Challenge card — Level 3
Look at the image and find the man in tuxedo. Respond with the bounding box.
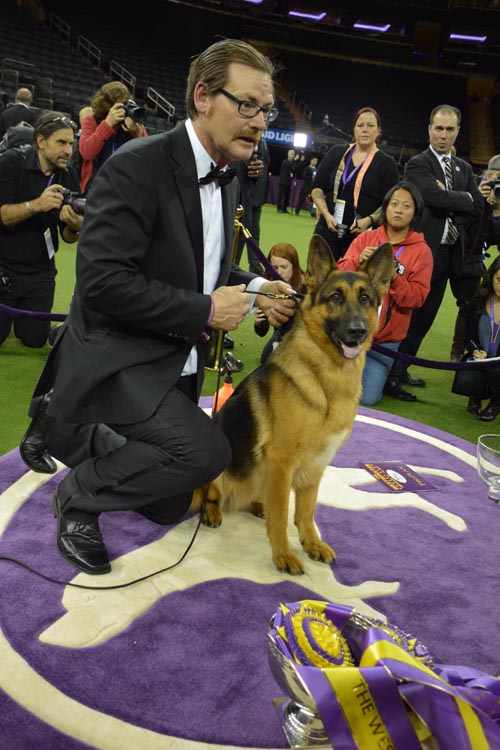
[0,87,38,139]
[20,39,296,575]
[390,104,483,394]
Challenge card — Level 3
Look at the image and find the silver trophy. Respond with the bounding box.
[267,617,329,749]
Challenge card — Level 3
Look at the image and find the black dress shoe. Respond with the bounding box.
[400,371,426,387]
[467,397,482,416]
[383,378,417,402]
[19,392,57,474]
[223,334,234,350]
[52,492,111,575]
[478,401,500,422]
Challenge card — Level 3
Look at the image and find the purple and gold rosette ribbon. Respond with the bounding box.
[268,600,500,749]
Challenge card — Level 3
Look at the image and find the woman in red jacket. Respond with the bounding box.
[338,180,433,405]
[78,81,147,195]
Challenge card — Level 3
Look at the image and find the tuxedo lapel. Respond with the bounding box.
[170,126,205,292]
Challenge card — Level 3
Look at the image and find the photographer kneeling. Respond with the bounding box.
[0,111,83,348]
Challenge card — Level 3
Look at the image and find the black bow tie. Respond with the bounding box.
[198,164,236,188]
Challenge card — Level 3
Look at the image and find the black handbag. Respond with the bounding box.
[451,359,488,398]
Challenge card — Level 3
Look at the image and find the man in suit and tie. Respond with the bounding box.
[19,39,296,575]
[389,104,483,394]
[0,87,38,139]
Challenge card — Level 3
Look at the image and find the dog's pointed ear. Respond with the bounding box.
[305,234,336,292]
[364,242,394,299]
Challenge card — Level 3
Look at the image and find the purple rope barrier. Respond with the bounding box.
[0,302,67,321]
[244,235,499,374]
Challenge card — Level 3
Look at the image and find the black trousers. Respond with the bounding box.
[295,183,312,214]
[0,267,55,347]
[48,376,231,523]
[277,183,291,211]
[399,244,481,361]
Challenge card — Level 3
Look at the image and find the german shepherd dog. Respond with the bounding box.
[191,235,394,575]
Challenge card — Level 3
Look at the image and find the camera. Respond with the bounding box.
[485,179,500,198]
[336,223,348,239]
[60,188,86,216]
[123,99,145,124]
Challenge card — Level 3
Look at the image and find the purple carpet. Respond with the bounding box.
[0,405,498,749]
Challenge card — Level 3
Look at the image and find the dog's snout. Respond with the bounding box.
[347,317,367,341]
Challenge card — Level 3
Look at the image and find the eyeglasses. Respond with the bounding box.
[217,88,278,124]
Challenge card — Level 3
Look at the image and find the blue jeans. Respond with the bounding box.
[361,342,400,406]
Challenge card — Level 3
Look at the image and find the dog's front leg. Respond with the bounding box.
[294,476,335,565]
[264,461,304,575]
[189,483,223,527]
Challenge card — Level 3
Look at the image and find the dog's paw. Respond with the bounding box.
[249,501,265,518]
[201,501,222,528]
[303,540,336,564]
[273,552,305,576]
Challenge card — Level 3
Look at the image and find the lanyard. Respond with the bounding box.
[341,150,361,187]
[488,296,500,355]
[35,155,56,187]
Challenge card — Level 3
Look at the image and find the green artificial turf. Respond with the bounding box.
[0,203,484,457]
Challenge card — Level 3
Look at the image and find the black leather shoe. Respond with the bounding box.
[383,378,417,402]
[400,371,426,387]
[223,334,234,350]
[467,397,482,416]
[19,392,57,474]
[478,401,500,422]
[52,492,111,575]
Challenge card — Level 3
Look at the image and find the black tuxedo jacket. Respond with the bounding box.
[43,124,257,425]
[0,104,38,139]
[404,147,483,262]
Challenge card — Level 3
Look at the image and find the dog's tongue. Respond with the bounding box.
[342,342,361,359]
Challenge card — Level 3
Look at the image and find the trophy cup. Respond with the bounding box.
[477,434,500,504]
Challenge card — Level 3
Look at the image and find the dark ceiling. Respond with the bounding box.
[161,0,500,77]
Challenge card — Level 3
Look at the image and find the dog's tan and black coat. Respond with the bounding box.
[191,235,394,574]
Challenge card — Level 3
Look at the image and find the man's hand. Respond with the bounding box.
[31,183,66,214]
[59,204,83,233]
[210,284,251,331]
[247,158,264,181]
[256,280,297,328]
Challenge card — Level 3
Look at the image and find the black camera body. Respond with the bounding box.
[123,99,145,124]
[60,188,86,216]
[486,179,500,198]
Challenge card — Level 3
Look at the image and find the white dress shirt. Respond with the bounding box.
[182,119,265,375]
